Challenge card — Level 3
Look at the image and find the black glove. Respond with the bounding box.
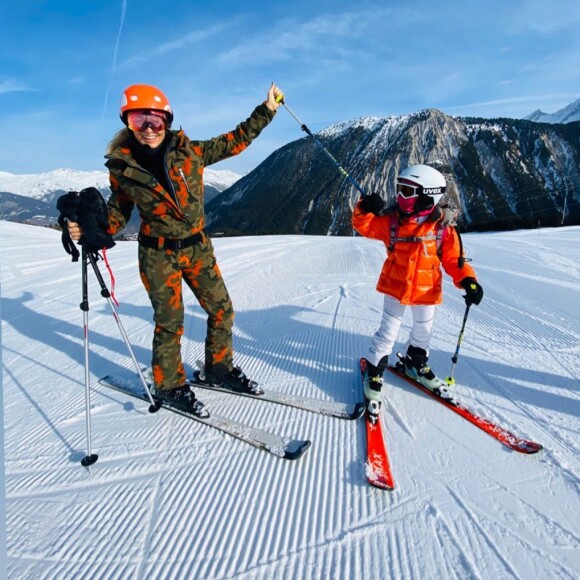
[460,277,483,306]
[358,193,386,215]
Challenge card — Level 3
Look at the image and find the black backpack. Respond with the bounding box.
[57,187,115,260]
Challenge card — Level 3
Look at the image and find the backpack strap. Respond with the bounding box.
[437,223,471,268]
[435,226,445,258]
[388,212,439,256]
[453,225,469,268]
[388,205,470,268]
[388,214,398,252]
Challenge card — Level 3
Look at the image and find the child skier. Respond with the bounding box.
[352,164,483,409]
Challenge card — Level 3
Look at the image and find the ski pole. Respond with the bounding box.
[79,242,98,467]
[278,96,368,197]
[445,303,471,385]
[84,246,161,414]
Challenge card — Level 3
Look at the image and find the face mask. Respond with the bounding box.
[396,193,418,214]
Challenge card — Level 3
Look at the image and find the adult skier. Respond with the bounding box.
[67,82,284,415]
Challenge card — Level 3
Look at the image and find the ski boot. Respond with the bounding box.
[362,356,388,422]
[197,364,264,395]
[403,345,455,403]
[154,385,210,418]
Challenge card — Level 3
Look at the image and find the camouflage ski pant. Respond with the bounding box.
[138,234,234,390]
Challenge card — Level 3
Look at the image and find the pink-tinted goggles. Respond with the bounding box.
[126,110,167,132]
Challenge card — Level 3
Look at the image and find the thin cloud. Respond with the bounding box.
[447,94,580,112]
[507,0,580,34]
[102,0,128,120]
[215,9,390,66]
[0,80,33,95]
[120,21,239,68]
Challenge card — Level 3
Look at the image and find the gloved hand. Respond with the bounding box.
[358,193,386,215]
[460,277,484,306]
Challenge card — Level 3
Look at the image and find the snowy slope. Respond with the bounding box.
[1,221,579,579]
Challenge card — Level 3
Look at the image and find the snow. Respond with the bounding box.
[318,115,408,140]
[1,221,579,579]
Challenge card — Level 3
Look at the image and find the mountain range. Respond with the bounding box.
[0,168,241,231]
[524,98,580,124]
[1,99,579,235]
[206,104,580,235]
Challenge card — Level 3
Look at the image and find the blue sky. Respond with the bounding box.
[1,0,579,175]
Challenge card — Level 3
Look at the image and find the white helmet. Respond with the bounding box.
[396,164,446,205]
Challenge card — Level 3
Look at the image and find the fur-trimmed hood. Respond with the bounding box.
[105,128,132,157]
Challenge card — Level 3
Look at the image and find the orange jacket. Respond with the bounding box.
[352,203,476,305]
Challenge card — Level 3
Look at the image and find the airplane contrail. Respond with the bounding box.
[102,0,128,121]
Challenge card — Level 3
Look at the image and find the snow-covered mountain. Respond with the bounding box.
[0,167,241,228]
[207,108,580,235]
[0,169,111,199]
[0,167,241,200]
[524,98,580,124]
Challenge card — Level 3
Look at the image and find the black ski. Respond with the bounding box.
[188,370,364,420]
[98,375,311,460]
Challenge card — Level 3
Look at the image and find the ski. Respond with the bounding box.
[98,375,311,460]
[387,361,543,454]
[188,367,365,420]
[360,358,395,490]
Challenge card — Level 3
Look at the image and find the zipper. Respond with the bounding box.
[162,146,180,207]
[178,168,192,196]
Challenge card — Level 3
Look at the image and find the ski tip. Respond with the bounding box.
[283,439,312,460]
[514,441,543,454]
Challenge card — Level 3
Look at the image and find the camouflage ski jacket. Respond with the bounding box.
[104,103,275,238]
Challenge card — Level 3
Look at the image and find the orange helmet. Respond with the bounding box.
[119,84,173,125]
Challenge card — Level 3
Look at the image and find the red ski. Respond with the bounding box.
[360,358,395,490]
[387,363,542,454]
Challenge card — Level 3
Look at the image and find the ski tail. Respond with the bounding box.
[99,375,311,460]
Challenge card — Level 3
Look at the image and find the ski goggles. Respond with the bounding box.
[126,110,167,132]
[396,181,421,199]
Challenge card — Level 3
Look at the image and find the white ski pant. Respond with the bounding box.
[366,294,436,367]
